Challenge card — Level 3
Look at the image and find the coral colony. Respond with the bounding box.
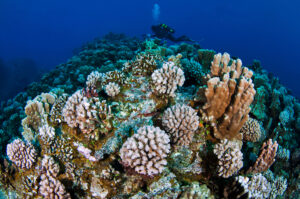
[0,34,299,198]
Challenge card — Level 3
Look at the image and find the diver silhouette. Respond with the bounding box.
[151,24,193,42]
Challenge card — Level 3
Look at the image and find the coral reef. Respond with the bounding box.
[248,174,271,199]
[0,34,298,198]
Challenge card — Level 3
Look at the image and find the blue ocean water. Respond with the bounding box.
[0,0,299,99]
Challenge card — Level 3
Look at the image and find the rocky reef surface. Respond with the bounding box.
[0,33,299,198]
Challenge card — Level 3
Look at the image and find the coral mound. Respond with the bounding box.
[151,61,185,97]
[6,138,37,169]
[0,35,298,198]
[120,126,171,176]
[162,104,199,146]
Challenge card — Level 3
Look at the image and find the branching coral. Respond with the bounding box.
[197,52,256,140]
[62,90,112,134]
[213,139,243,178]
[123,52,161,76]
[239,117,262,142]
[86,71,105,89]
[120,126,171,177]
[151,61,185,97]
[105,82,120,97]
[6,139,37,169]
[247,174,271,199]
[39,156,71,199]
[162,104,199,146]
[269,176,288,199]
[247,139,278,174]
[103,70,127,85]
[49,94,69,125]
[39,124,56,141]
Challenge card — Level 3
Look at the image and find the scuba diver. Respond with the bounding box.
[151,24,193,42]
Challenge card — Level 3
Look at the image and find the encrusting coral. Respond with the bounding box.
[162,104,199,146]
[213,139,243,178]
[6,138,37,169]
[120,125,171,177]
[151,61,185,97]
[196,52,256,140]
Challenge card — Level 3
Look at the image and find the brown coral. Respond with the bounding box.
[247,139,278,174]
[162,104,199,146]
[197,52,256,140]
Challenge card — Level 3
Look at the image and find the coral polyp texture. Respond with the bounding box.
[0,34,298,198]
[6,139,37,169]
[120,126,170,176]
[86,71,105,89]
[239,117,262,142]
[39,156,71,198]
[151,61,185,97]
[105,82,120,97]
[162,104,199,146]
[213,139,243,178]
[62,90,111,134]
